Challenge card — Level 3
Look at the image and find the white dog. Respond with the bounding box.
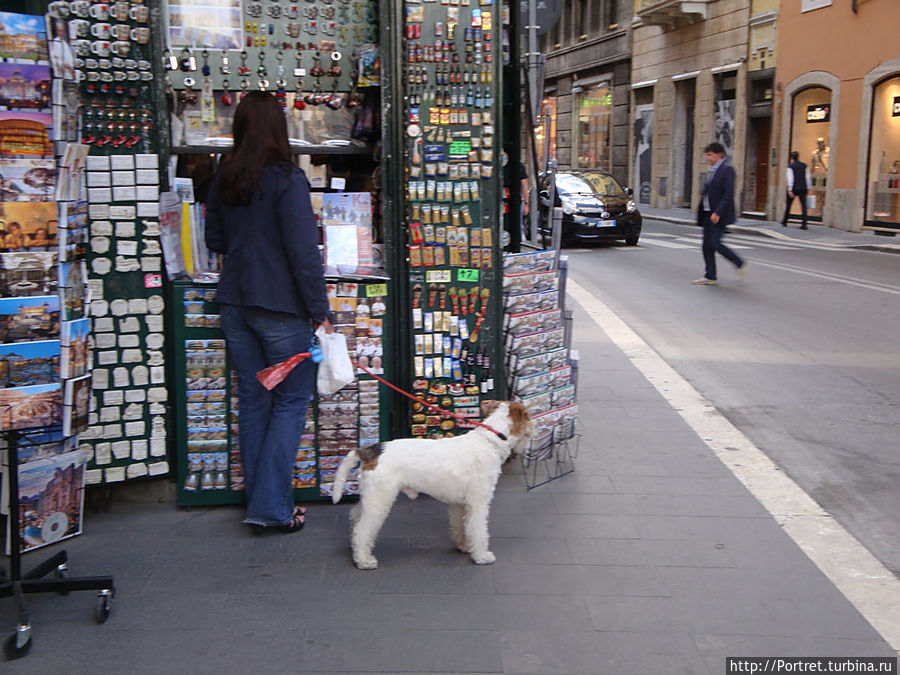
[332,400,535,569]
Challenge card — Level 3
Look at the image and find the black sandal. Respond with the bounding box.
[280,511,305,534]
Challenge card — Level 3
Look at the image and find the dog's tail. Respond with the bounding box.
[331,449,360,504]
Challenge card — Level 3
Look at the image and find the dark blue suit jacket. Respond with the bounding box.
[698,160,736,226]
[205,164,330,322]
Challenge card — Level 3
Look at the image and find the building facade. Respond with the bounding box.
[775,0,900,232]
[629,0,755,212]
[538,1,634,186]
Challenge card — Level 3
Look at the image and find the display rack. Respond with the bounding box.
[171,276,391,507]
[502,249,579,489]
[1,428,114,660]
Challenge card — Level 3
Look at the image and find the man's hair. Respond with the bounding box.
[790,151,799,161]
[704,142,726,155]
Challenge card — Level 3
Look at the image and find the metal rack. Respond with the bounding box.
[1,428,115,660]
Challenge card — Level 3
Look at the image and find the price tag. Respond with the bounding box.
[144,273,163,288]
[366,283,388,297]
[330,177,346,190]
[457,268,479,282]
[448,140,471,158]
[425,270,452,283]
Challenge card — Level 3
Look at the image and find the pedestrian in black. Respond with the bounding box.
[693,142,749,285]
[782,150,811,229]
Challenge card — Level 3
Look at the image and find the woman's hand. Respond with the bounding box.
[319,317,335,334]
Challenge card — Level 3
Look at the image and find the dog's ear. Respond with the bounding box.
[480,400,501,417]
[507,401,533,437]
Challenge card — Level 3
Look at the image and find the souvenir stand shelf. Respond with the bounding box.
[1,428,115,660]
[171,273,391,507]
[380,0,508,440]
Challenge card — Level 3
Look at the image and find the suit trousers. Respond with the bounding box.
[700,210,744,281]
[783,190,808,225]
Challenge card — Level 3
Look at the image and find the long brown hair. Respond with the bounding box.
[218,92,292,206]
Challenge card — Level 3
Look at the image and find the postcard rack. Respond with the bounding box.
[0,428,114,660]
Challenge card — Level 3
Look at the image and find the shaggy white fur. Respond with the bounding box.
[332,401,535,569]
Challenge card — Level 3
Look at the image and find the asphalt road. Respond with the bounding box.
[564,219,900,577]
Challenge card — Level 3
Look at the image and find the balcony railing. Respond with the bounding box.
[635,0,711,29]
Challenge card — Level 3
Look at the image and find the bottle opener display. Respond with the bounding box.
[399,0,504,439]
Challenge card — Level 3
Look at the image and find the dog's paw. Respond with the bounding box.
[354,556,379,570]
[470,551,496,565]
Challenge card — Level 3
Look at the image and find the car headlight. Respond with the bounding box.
[626,199,637,213]
[562,201,576,215]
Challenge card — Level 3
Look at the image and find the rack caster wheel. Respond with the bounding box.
[54,563,69,595]
[93,590,113,624]
[3,626,32,660]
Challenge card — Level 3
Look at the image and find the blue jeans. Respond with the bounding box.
[700,211,744,280]
[220,303,315,526]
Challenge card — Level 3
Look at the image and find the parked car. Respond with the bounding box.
[538,170,642,246]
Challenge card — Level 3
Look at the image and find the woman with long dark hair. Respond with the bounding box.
[206,91,333,533]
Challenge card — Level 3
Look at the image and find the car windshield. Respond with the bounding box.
[556,173,625,198]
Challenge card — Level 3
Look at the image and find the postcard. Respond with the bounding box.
[58,260,87,321]
[0,201,57,249]
[0,111,53,157]
[0,381,62,431]
[59,317,90,379]
[0,294,59,343]
[12,445,84,554]
[62,373,91,437]
[0,159,56,201]
[45,14,75,81]
[0,62,51,109]
[57,200,87,261]
[0,339,59,388]
[0,12,48,61]
[0,251,57,296]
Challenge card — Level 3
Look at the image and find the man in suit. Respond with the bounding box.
[782,150,811,229]
[693,142,749,285]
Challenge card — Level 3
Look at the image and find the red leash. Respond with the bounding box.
[351,359,508,441]
[255,348,508,441]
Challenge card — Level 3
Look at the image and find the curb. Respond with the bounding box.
[645,215,900,254]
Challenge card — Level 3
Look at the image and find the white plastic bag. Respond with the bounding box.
[315,326,355,395]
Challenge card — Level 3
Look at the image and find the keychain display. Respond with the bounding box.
[165,0,379,97]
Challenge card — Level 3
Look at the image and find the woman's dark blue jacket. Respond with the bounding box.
[205,164,329,322]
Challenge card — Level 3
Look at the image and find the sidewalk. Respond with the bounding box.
[641,206,900,254]
[2,300,896,673]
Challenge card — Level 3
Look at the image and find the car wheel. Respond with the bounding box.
[624,235,640,246]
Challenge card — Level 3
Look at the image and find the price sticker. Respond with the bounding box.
[366,283,388,297]
[425,270,452,283]
[457,268,479,282]
[144,273,163,288]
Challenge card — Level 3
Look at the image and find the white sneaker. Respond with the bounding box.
[737,261,750,281]
[692,277,718,285]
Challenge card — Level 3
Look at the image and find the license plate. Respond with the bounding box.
[591,219,615,228]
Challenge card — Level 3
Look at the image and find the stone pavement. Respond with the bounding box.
[641,206,900,254]
[1,299,897,673]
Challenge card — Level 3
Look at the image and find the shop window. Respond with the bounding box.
[752,78,774,105]
[789,86,832,220]
[866,76,900,228]
[714,73,737,160]
[574,83,612,170]
[535,97,557,170]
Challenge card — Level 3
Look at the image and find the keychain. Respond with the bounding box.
[220,49,230,74]
[180,48,197,72]
[221,79,233,106]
